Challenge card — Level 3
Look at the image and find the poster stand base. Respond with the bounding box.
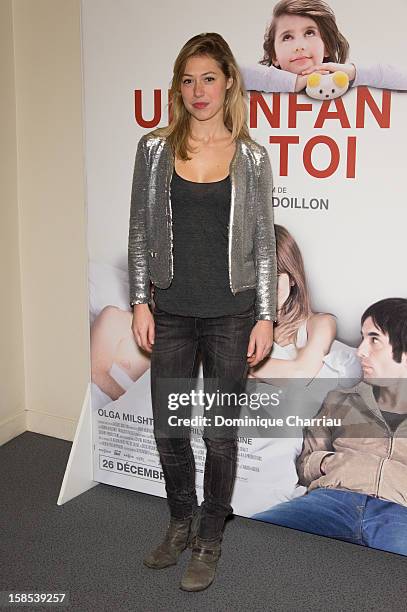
[57,383,98,505]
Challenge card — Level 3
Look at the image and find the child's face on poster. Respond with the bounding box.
[273,14,327,75]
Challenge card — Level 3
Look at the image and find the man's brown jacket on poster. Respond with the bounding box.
[296,381,407,507]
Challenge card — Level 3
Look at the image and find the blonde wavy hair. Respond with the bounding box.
[275,224,312,344]
[153,32,251,160]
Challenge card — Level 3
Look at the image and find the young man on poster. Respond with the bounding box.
[254,298,407,555]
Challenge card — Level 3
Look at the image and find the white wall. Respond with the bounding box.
[1,0,90,445]
[0,0,25,444]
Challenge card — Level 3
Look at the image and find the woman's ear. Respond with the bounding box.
[226,76,233,90]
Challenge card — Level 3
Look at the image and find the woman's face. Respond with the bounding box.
[277,272,292,311]
[273,14,327,74]
[179,55,233,122]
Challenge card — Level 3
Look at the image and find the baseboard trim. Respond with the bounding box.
[26,409,77,442]
[0,411,26,446]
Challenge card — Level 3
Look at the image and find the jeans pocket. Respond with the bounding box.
[153,304,167,316]
[233,306,255,318]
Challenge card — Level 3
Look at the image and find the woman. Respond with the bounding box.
[128,33,277,592]
[249,224,336,382]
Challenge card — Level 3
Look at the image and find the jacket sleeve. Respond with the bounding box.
[254,146,277,321]
[128,136,151,306]
[295,397,335,487]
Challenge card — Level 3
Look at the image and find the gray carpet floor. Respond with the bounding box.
[1,431,407,611]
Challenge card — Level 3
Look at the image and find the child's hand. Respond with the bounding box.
[296,68,331,93]
[301,62,356,81]
[294,74,308,92]
[295,69,332,92]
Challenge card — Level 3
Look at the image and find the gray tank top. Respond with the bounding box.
[153,169,256,317]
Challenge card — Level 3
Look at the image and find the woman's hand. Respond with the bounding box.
[247,320,274,367]
[131,303,155,353]
[301,62,356,81]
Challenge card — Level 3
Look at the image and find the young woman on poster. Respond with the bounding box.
[240,0,407,94]
[249,224,336,382]
[231,224,337,518]
[128,33,277,592]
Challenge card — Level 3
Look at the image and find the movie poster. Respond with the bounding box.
[82,0,407,555]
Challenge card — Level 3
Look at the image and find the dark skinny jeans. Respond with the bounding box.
[150,305,255,541]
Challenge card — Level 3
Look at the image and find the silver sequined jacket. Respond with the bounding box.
[128,132,277,321]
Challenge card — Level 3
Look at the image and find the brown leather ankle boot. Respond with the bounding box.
[179,536,221,591]
[143,510,200,569]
